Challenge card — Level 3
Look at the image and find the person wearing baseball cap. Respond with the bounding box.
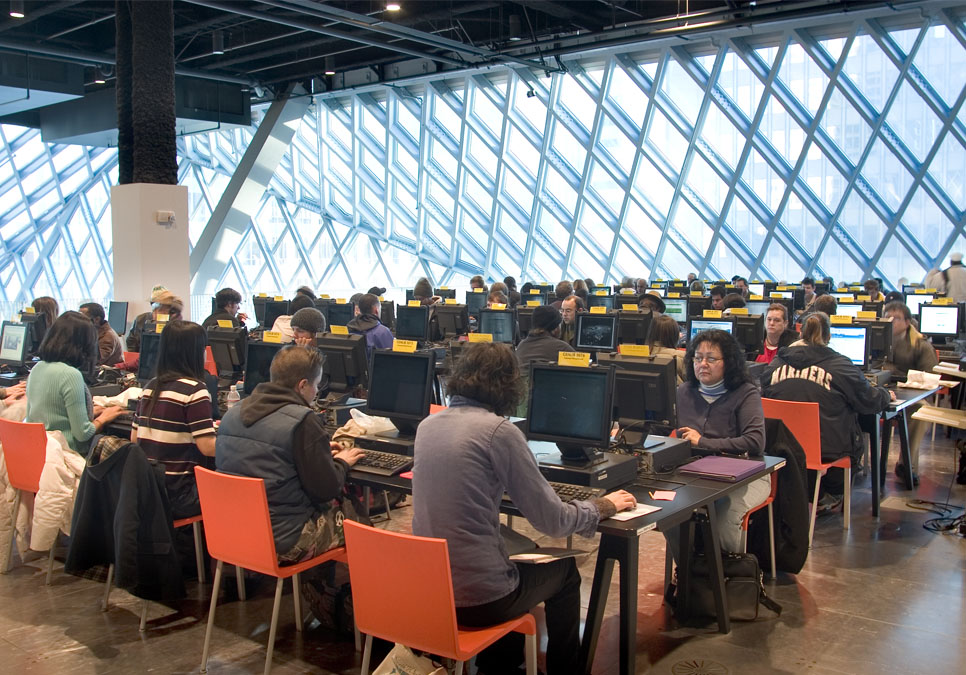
[126,283,168,353]
[514,305,573,368]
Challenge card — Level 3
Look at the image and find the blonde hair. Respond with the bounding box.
[800,312,830,346]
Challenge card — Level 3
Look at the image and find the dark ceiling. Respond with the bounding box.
[0,1,886,97]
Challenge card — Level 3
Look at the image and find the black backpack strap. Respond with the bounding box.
[759,589,782,616]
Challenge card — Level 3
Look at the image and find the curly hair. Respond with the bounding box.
[446,342,523,416]
[684,329,752,390]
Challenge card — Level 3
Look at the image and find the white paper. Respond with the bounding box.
[900,369,942,390]
[607,503,662,521]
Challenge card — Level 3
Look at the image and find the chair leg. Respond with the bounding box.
[382,490,392,520]
[263,577,284,675]
[524,633,537,675]
[663,542,673,598]
[565,534,572,550]
[139,600,149,632]
[102,564,114,611]
[292,572,303,632]
[454,661,464,675]
[843,467,851,531]
[236,565,246,601]
[353,617,361,652]
[4,491,22,573]
[45,546,55,585]
[808,472,821,549]
[360,633,373,675]
[192,521,206,583]
[200,560,224,674]
[767,503,777,579]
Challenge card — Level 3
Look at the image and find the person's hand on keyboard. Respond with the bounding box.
[603,490,637,512]
[331,441,364,466]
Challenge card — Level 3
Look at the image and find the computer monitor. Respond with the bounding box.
[828,325,868,368]
[435,303,469,339]
[252,296,268,325]
[478,309,516,344]
[904,293,935,317]
[405,289,416,303]
[597,352,678,436]
[206,326,247,377]
[326,302,355,328]
[521,294,544,306]
[746,300,772,316]
[748,283,765,297]
[0,321,28,369]
[831,292,855,301]
[434,288,456,300]
[317,333,369,393]
[617,310,653,345]
[394,305,430,341]
[18,312,47,356]
[835,302,864,318]
[855,318,893,364]
[687,317,733,343]
[108,301,129,336]
[575,313,618,352]
[663,298,688,323]
[516,307,535,337]
[792,288,808,310]
[365,349,435,435]
[465,290,487,316]
[533,284,554,296]
[587,294,615,311]
[814,282,830,294]
[262,300,289,330]
[919,304,960,338]
[687,295,710,317]
[901,284,921,294]
[243,340,284,395]
[380,300,395,330]
[525,363,615,463]
[862,301,883,317]
[647,286,665,296]
[733,314,765,358]
[138,331,162,383]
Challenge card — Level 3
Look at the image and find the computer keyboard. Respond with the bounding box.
[352,449,413,476]
[503,481,605,504]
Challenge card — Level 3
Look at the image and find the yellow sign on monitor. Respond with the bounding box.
[258,292,268,298]
[378,296,385,302]
[474,288,485,293]
[729,307,749,315]
[321,294,331,299]
[558,351,590,367]
[23,307,35,314]
[621,304,638,312]
[444,298,458,305]
[620,288,636,294]
[933,297,955,305]
[857,295,871,302]
[407,300,421,307]
[666,292,680,298]
[154,323,164,333]
[330,325,349,335]
[619,344,650,357]
[830,315,852,324]
[217,320,233,328]
[776,286,790,291]
[703,309,723,318]
[491,303,507,310]
[439,286,449,290]
[527,300,540,307]
[392,339,417,352]
[274,295,284,302]
[749,294,764,301]
[590,306,607,314]
[856,311,877,319]
[925,288,937,293]
[468,333,492,343]
[156,313,170,323]
[595,290,607,296]
[263,331,282,343]
[529,289,540,294]
[336,298,346,304]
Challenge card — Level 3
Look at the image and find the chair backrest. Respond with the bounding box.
[343,520,460,657]
[204,345,218,376]
[0,418,47,493]
[194,466,282,576]
[761,397,822,467]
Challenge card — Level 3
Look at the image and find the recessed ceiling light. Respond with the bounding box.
[9,0,24,19]
[386,3,401,11]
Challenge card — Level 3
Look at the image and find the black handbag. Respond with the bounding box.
[680,551,782,622]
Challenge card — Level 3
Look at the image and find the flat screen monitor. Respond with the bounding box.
[525,363,615,463]
[663,298,688,323]
[597,352,678,434]
[904,293,935,317]
[478,309,515,344]
[647,287,665,297]
[326,302,355,328]
[0,321,28,368]
[575,313,617,352]
[746,300,772,315]
[516,307,535,336]
[380,300,395,330]
[835,303,864,318]
[434,288,456,300]
[138,331,162,382]
[587,294,615,311]
[465,290,487,316]
[919,305,960,337]
[828,325,868,368]
[902,285,922,294]
[687,296,710,317]
[405,289,416,303]
[435,303,469,339]
[365,349,435,435]
[793,288,808,310]
[533,284,554,296]
[769,291,793,299]
[252,296,268,325]
[522,294,544,306]
[855,318,893,363]
[733,314,765,358]
[748,283,765,297]
[394,305,430,341]
[862,301,883,317]
[617,310,653,345]
[206,326,247,376]
[263,300,289,330]
[243,340,284,395]
[317,333,369,392]
[815,282,831,294]
[108,301,129,336]
[687,318,733,343]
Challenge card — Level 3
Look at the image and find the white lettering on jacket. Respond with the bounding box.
[769,364,833,391]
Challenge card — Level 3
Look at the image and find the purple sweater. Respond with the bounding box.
[676,381,766,457]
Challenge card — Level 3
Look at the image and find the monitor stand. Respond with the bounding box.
[555,442,606,467]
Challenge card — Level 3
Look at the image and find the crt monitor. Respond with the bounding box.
[465,290,487,316]
[243,340,284,395]
[662,298,688,323]
[828,325,868,368]
[252,296,268,325]
[587,294,615,311]
[317,333,369,393]
[687,317,733,343]
[326,302,355,328]
[262,300,289,330]
[478,309,516,344]
[792,288,807,310]
[365,349,436,435]
[394,304,430,341]
[206,326,247,377]
[434,288,456,300]
[516,307,535,336]
[687,295,710,317]
[138,331,163,382]
[575,313,618,352]
[380,300,395,330]
[919,304,960,338]
[0,321,28,369]
[617,310,653,345]
[733,314,765,358]
[904,293,935,317]
[855,318,893,363]
[108,301,129,336]
[434,303,469,339]
[598,352,678,435]
[525,363,615,463]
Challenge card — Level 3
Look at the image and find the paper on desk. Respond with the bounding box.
[509,548,590,564]
[650,490,676,501]
[607,503,661,521]
[899,369,941,390]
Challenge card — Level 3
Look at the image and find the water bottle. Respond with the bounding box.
[226,384,240,410]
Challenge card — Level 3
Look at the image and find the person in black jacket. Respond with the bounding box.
[515,305,571,367]
[201,287,248,329]
[761,312,894,513]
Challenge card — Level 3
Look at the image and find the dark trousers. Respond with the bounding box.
[456,557,580,675]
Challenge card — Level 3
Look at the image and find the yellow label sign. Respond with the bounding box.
[749,294,764,301]
[156,313,170,323]
[490,303,507,310]
[263,331,282,343]
[729,307,749,315]
[407,300,421,307]
[468,333,492,343]
[667,292,680,298]
[857,295,872,302]
[725,284,735,289]
[330,325,349,335]
[336,298,346,304]
[933,297,956,305]
[655,278,665,282]
[925,288,937,293]
[474,288,485,293]
[620,288,636,294]
[444,298,458,305]
[529,289,540,294]
[155,323,164,333]
[595,290,607,296]
[258,293,268,297]
[439,286,449,290]
[703,309,723,318]
[274,295,284,302]
[23,307,35,314]
[856,311,877,319]
[850,286,863,292]
[393,339,417,352]
[217,320,234,328]
[770,292,784,298]
[589,306,607,314]
[558,351,590,367]
[527,300,540,307]
[378,296,384,301]
[830,315,852,324]
[321,294,331,299]
[619,344,650,357]
[777,286,790,291]
[621,304,638,312]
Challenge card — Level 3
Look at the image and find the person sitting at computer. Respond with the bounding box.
[648,315,686,383]
[761,312,893,513]
[26,312,127,456]
[0,381,26,406]
[550,280,573,309]
[559,295,582,347]
[79,302,124,367]
[572,278,589,307]
[202,287,248,329]
[721,293,746,311]
[515,305,572,367]
[347,293,393,359]
[666,329,769,562]
[130,321,215,519]
[126,285,173,352]
[469,275,488,295]
[756,303,799,364]
[413,277,441,306]
[709,284,727,310]
[412,342,636,675]
[289,307,326,347]
[883,301,938,485]
[217,345,364,565]
[801,277,817,307]
[864,279,885,303]
[503,276,521,308]
[31,296,59,329]
[486,290,508,308]
[797,293,836,325]
[269,294,314,341]
[638,291,665,315]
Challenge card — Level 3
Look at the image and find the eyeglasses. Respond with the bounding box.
[693,354,721,364]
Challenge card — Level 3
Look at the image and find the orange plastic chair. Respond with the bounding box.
[204,346,218,377]
[194,467,348,675]
[0,418,57,583]
[739,472,779,578]
[343,520,537,675]
[761,398,850,547]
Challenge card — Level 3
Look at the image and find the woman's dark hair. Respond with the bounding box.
[215,287,242,309]
[683,329,752,391]
[446,342,523,416]
[31,296,59,328]
[289,294,314,313]
[144,320,207,419]
[649,314,680,349]
[38,311,98,373]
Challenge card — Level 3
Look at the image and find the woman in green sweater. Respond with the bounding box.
[26,311,125,455]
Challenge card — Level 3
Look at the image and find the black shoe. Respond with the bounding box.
[894,461,920,487]
[815,493,843,514]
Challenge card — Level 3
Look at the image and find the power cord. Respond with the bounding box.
[921,451,965,535]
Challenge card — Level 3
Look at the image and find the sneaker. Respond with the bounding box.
[894,461,920,487]
[815,493,843,514]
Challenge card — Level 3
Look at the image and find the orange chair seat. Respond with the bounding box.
[453,614,537,661]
